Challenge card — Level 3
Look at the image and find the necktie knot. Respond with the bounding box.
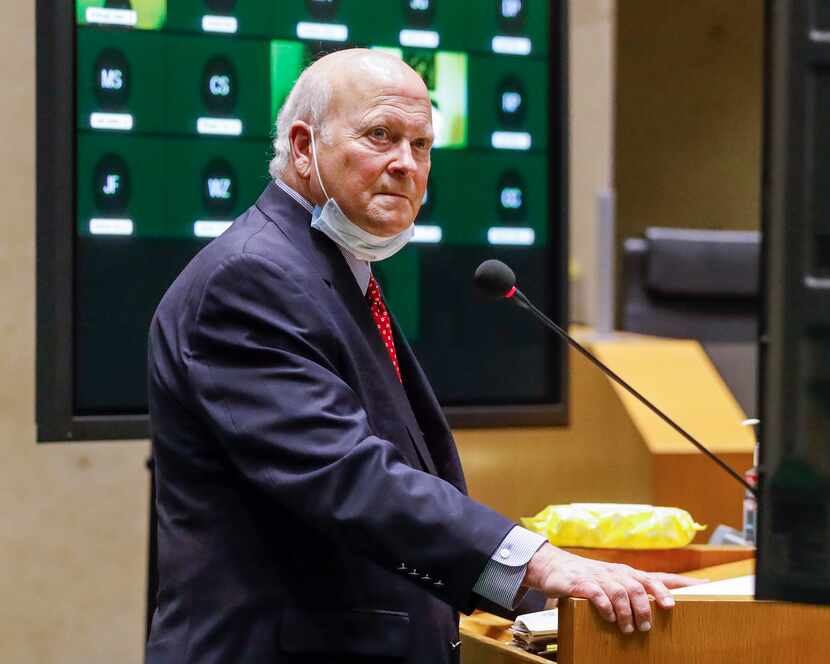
[366,275,383,306]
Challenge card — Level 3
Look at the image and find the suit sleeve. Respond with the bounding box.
[186,252,515,613]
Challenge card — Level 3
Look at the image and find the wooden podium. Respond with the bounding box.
[460,547,830,664]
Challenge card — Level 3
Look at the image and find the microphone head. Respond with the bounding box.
[474,259,517,298]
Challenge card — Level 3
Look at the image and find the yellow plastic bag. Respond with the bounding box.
[521,503,706,549]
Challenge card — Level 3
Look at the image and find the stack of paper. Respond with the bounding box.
[509,609,558,660]
[671,574,755,596]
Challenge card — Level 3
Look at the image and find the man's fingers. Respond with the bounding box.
[649,572,709,589]
[640,575,676,610]
[536,550,705,636]
[570,580,616,623]
[601,580,635,633]
[617,577,653,631]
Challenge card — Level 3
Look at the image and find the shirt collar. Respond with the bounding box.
[274,178,372,295]
[339,249,372,295]
[274,177,313,214]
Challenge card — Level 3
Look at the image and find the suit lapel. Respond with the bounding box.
[362,279,439,476]
[391,316,466,492]
[255,182,337,287]
[324,251,440,477]
[254,183,439,476]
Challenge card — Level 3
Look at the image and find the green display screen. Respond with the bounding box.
[73,0,565,420]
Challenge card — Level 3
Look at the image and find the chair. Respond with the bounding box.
[621,227,760,416]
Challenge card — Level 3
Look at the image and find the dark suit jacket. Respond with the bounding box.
[145,182,517,663]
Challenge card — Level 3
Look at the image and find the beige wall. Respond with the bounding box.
[0,6,150,664]
[615,0,764,243]
[568,0,616,324]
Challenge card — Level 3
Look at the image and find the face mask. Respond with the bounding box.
[308,127,414,263]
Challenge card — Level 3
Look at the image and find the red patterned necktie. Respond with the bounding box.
[366,275,402,383]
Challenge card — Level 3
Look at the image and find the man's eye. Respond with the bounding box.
[370,128,390,141]
[413,139,431,151]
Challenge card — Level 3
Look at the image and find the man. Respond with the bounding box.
[146,49,698,663]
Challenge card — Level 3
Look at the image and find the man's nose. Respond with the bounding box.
[388,140,418,176]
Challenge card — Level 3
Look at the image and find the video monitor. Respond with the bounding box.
[756,0,830,606]
[37,0,568,440]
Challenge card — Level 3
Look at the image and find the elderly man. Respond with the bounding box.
[146,49,697,663]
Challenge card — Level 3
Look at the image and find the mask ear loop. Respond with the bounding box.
[309,126,331,201]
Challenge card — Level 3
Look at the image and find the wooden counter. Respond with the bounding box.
[460,548,829,664]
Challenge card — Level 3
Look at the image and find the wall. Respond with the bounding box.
[568,0,616,325]
[0,5,150,664]
[455,339,654,523]
[615,0,764,244]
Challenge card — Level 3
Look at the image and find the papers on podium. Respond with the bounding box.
[509,609,558,660]
[671,574,755,596]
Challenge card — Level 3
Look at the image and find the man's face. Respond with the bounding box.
[313,69,434,237]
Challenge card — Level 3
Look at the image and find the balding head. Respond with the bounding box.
[271,48,434,238]
[312,48,428,102]
[269,49,428,178]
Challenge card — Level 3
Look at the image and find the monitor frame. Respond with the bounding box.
[36,0,570,441]
[756,0,830,606]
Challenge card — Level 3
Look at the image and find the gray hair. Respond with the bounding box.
[268,67,334,179]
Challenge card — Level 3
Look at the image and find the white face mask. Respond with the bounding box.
[308,127,414,263]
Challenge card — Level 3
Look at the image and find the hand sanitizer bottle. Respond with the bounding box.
[741,419,760,545]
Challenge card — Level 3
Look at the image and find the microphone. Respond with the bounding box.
[474,259,757,495]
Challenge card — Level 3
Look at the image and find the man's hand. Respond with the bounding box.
[524,543,706,634]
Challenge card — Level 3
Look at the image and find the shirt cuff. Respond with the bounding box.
[472,526,547,610]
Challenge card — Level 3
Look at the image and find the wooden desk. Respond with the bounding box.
[561,544,753,573]
[557,592,829,664]
[460,552,830,663]
[461,612,548,664]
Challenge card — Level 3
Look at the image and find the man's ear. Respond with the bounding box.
[289,122,313,180]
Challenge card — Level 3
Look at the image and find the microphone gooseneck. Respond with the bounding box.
[475,259,757,496]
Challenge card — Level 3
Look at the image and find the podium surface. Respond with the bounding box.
[460,550,830,663]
